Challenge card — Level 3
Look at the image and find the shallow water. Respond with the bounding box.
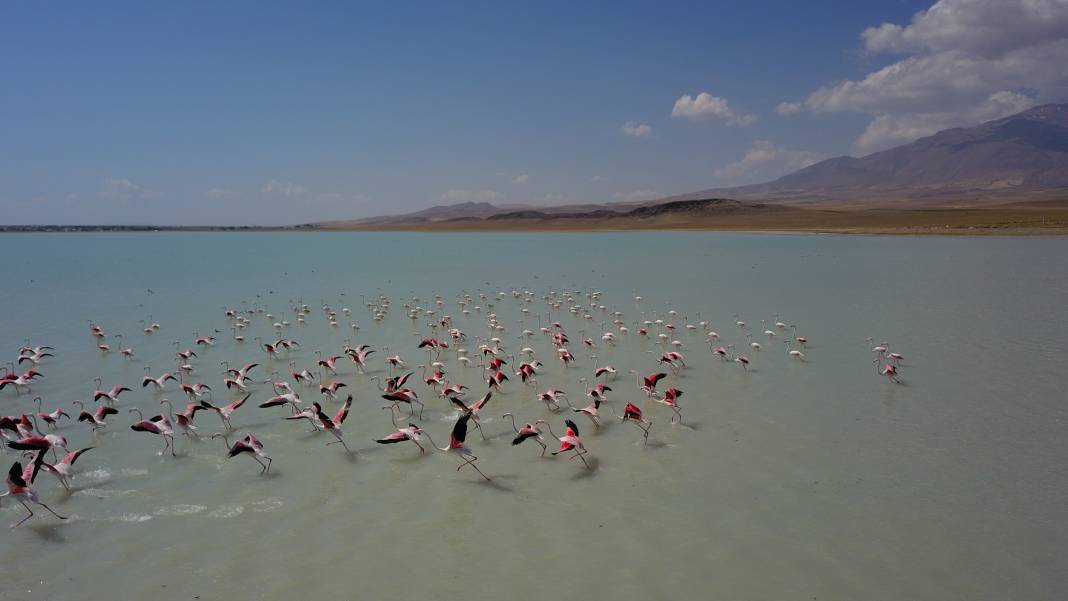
[1,232,1067,601]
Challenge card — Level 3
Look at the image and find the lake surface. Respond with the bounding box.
[2,232,1067,601]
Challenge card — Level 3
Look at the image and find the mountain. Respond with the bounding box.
[681,103,1068,205]
[316,104,1068,229]
[331,201,504,226]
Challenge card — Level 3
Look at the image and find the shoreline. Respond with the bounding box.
[4,204,1068,236]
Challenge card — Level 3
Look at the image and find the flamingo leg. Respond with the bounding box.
[12,501,33,528]
[37,501,67,520]
[457,454,490,481]
[569,448,592,469]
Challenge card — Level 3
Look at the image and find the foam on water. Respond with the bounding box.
[207,504,245,519]
[153,504,208,516]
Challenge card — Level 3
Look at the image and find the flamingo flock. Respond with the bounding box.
[0,288,905,529]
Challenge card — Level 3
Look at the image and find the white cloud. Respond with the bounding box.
[591,174,605,182]
[620,121,653,137]
[853,91,1036,153]
[715,141,825,182]
[613,189,660,202]
[512,173,529,185]
[263,180,306,197]
[671,92,757,125]
[436,189,503,203]
[205,187,238,199]
[776,101,803,115]
[784,0,1068,153]
[101,178,158,201]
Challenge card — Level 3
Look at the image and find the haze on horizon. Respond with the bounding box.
[3,0,1067,226]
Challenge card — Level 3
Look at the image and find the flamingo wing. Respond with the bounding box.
[472,392,492,411]
[564,419,580,437]
[451,413,471,447]
[512,429,540,446]
[376,430,411,444]
[227,394,251,411]
[65,447,94,465]
[333,396,352,424]
[8,460,27,488]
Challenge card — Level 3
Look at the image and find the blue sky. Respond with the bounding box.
[2,0,1064,225]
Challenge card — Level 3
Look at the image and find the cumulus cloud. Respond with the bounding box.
[620,121,653,137]
[776,101,803,115]
[101,178,158,201]
[512,173,529,185]
[782,0,1068,153]
[714,141,825,182]
[436,189,503,203]
[263,180,306,197]
[205,187,238,199]
[671,92,757,125]
[613,189,660,202]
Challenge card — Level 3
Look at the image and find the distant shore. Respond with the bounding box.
[4,202,1068,235]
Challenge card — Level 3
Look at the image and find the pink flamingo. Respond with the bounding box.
[421,413,490,481]
[502,413,546,455]
[212,432,272,474]
[619,402,652,443]
[376,405,427,453]
[41,447,94,490]
[312,396,353,451]
[199,394,250,429]
[128,407,176,457]
[536,418,591,469]
[3,451,67,527]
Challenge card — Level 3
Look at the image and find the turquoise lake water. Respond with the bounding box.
[1,232,1066,600]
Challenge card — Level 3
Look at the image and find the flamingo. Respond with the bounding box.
[7,431,69,462]
[536,418,591,469]
[376,405,427,453]
[312,396,353,451]
[128,408,176,457]
[3,451,67,527]
[619,402,652,443]
[142,367,178,390]
[571,398,601,427]
[631,371,667,397]
[0,370,42,394]
[160,398,204,438]
[17,349,53,365]
[114,334,134,359]
[179,380,212,400]
[502,413,546,455]
[384,354,406,376]
[41,447,94,490]
[212,432,272,474]
[875,360,900,384]
[656,387,683,423]
[93,378,131,405]
[381,389,425,419]
[73,401,117,430]
[420,413,490,481]
[536,389,568,411]
[199,394,250,429]
[315,352,344,375]
[449,392,492,440]
[594,365,617,381]
[316,374,348,400]
[33,397,70,429]
[225,363,259,380]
